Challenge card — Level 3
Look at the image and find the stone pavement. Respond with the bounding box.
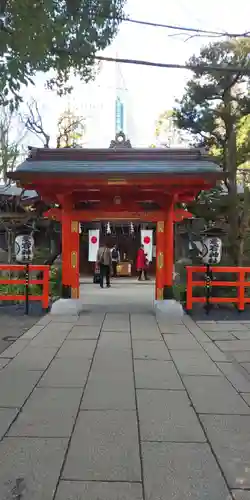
[1,283,250,499]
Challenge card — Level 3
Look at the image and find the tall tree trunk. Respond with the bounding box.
[224,87,239,265]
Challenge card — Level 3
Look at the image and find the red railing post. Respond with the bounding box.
[42,266,50,310]
[186,266,193,310]
[238,268,245,311]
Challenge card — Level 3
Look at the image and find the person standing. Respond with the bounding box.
[111,244,120,277]
[96,242,112,288]
[136,245,149,281]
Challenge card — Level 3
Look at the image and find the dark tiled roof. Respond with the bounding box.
[11,159,221,176]
[0,184,38,198]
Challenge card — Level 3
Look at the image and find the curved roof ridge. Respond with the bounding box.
[26,146,214,163]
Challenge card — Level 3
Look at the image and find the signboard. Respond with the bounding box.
[202,237,222,265]
[141,230,153,262]
[88,229,100,262]
[15,235,34,263]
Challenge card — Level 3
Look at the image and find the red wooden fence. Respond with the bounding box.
[186,266,250,311]
[0,265,50,310]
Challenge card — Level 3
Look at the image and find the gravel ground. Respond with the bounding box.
[188,304,250,321]
[0,302,46,355]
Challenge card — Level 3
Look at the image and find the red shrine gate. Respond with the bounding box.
[9,134,223,301]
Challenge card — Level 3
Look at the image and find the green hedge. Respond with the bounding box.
[50,265,62,297]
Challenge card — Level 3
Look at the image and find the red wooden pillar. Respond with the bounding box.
[61,209,72,298]
[155,221,165,300]
[60,193,80,299]
[163,198,174,299]
[70,221,80,299]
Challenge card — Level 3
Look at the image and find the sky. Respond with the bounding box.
[20,0,250,148]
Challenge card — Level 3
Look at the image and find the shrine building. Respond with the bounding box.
[9,133,223,301]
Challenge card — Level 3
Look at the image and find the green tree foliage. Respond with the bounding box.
[174,39,250,264]
[0,0,126,108]
[155,110,188,147]
[237,115,250,168]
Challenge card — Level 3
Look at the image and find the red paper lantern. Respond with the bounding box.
[144,236,151,245]
[91,236,97,244]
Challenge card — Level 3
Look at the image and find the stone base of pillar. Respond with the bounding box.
[155,298,184,320]
[163,285,174,299]
[50,298,82,316]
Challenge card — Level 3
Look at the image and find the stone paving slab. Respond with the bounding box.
[82,376,136,410]
[232,330,250,340]
[216,340,250,352]
[38,357,91,388]
[8,387,82,438]
[137,389,206,442]
[55,481,143,500]
[205,331,236,340]
[0,339,30,358]
[217,362,250,393]
[232,492,250,499]
[186,330,211,343]
[196,320,217,325]
[164,333,203,350]
[29,327,73,348]
[184,375,250,414]
[157,324,190,334]
[241,393,250,405]
[63,410,141,481]
[0,367,42,407]
[142,442,230,500]
[81,355,135,410]
[171,349,221,376]
[131,315,161,340]
[182,316,212,343]
[98,330,131,350]
[102,313,130,332]
[232,352,250,362]
[67,325,101,339]
[0,408,18,439]
[202,342,232,362]
[0,437,67,500]
[242,363,250,373]
[76,313,105,326]
[0,358,10,369]
[132,340,171,360]
[201,414,250,489]
[93,347,132,369]
[21,324,46,339]
[56,339,97,358]
[134,359,184,390]
[156,311,184,325]
[202,323,249,332]
[35,316,52,326]
[47,316,77,324]
[9,346,58,371]
[218,321,250,325]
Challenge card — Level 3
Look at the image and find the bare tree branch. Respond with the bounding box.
[0,106,27,182]
[23,99,50,147]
